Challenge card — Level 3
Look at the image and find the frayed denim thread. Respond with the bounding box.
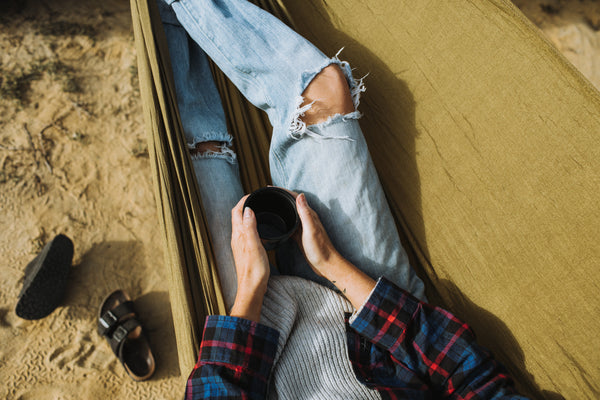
[288,48,367,141]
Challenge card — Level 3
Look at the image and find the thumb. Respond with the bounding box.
[296,194,315,230]
[243,207,263,245]
[243,207,259,233]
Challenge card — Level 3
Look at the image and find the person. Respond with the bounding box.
[157,0,529,398]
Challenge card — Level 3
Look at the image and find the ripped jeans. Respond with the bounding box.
[158,0,426,309]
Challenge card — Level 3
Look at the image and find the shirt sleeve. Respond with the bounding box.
[349,277,528,399]
[185,315,280,400]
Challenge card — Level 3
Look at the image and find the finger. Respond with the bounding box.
[296,193,316,232]
[233,194,250,211]
[243,206,257,228]
[243,207,262,243]
[231,194,250,229]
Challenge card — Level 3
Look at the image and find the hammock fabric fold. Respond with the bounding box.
[131,0,600,398]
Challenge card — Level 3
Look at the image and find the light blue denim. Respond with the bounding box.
[158,0,426,309]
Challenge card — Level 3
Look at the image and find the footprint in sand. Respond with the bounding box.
[45,333,111,371]
[0,307,28,329]
[0,308,9,327]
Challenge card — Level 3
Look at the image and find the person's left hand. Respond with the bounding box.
[229,195,270,322]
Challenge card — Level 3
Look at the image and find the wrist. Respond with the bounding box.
[230,286,266,323]
[322,256,376,310]
[319,252,352,281]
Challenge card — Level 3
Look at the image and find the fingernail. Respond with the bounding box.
[299,193,307,206]
[244,207,252,219]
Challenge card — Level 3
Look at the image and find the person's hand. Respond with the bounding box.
[229,195,270,322]
[293,190,376,309]
[294,193,343,277]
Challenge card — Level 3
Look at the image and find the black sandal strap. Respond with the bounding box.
[109,318,141,355]
[98,301,135,337]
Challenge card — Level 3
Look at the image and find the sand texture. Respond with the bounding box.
[0,0,599,399]
[0,0,179,399]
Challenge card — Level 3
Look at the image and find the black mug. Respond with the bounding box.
[243,187,299,250]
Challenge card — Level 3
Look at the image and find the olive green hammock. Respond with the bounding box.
[130,0,600,398]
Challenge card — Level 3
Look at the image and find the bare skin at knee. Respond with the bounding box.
[300,65,355,126]
[190,141,225,157]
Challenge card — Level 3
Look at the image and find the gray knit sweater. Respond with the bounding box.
[259,276,381,400]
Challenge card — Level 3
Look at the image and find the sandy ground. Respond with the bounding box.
[0,0,179,398]
[513,0,600,88]
[0,0,598,399]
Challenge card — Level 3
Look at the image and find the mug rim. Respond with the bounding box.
[243,187,300,248]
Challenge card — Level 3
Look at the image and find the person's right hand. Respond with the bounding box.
[294,193,343,277]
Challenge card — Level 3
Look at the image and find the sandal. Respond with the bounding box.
[16,234,73,320]
[98,290,156,381]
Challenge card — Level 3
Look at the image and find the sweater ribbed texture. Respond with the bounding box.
[260,276,381,400]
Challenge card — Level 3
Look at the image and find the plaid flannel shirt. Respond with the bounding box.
[185,278,527,399]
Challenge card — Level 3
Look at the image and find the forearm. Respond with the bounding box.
[229,198,270,323]
[350,278,525,399]
[230,285,265,323]
[319,253,376,310]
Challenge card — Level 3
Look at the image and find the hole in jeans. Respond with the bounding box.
[299,64,355,126]
[190,141,226,156]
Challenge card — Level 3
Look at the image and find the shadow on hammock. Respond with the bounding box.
[280,3,564,399]
[440,279,564,400]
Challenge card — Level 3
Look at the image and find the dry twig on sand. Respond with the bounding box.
[23,123,40,169]
[0,143,26,151]
[24,123,54,174]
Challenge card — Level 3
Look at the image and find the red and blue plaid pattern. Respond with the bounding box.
[185,279,527,399]
[185,315,279,399]
[348,278,527,399]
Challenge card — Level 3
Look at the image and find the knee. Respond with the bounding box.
[189,141,236,163]
[190,141,223,156]
[300,65,355,126]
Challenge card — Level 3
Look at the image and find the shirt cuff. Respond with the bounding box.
[348,277,422,350]
[200,315,280,378]
[348,278,381,324]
